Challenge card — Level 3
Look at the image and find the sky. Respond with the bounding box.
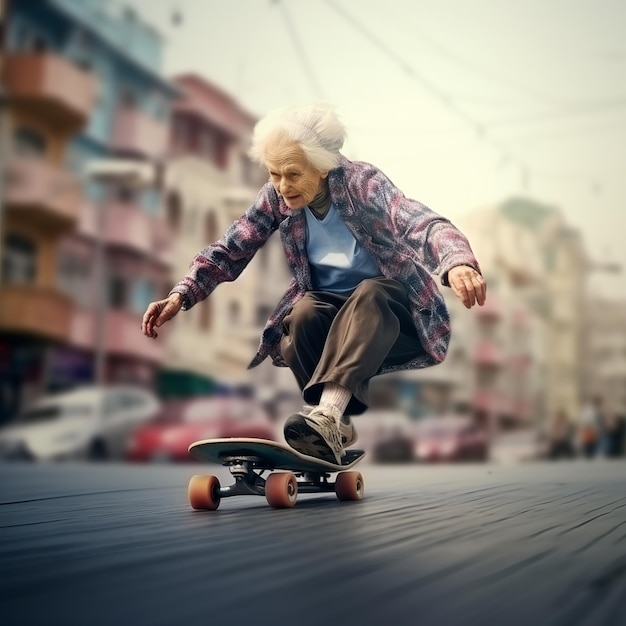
[130,0,626,296]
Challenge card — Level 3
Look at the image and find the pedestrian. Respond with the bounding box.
[579,395,603,458]
[546,409,575,460]
[141,103,486,463]
[603,411,625,458]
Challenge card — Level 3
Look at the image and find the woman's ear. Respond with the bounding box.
[320,170,329,179]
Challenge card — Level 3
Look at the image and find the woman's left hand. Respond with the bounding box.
[447,265,487,308]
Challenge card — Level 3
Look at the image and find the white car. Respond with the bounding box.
[0,385,160,461]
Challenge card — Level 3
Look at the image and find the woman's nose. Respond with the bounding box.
[278,177,291,195]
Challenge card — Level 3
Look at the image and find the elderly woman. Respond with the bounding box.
[142,103,486,464]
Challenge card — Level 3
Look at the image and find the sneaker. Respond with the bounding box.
[284,406,344,464]
[339,415,358,447]
[301,405,358,447]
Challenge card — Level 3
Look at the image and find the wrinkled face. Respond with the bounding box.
[265,141,327,210]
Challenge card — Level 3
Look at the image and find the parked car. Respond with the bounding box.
[0,385,160,462]
[125,396,278,463]
[352,409,415,463]
[413,415,488,462]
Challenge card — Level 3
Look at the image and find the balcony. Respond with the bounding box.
[4,52,98,130]
[111,107,169,157]
[76,202,173,267]
[70,309,166,363]
[0,284,72,341]
[5,158,82,230]
[103,203,153,254]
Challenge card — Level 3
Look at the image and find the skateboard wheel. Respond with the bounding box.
[265,472,298,508]
[188,474,221,510]
[335,471,364,501]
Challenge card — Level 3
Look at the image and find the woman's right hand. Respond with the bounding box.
[142,293,183,339]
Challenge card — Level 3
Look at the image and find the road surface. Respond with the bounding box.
[1,459,625,625]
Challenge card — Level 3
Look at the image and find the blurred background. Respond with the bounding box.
[0,0,624,465]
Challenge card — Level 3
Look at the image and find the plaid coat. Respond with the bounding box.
[170,156,481,373]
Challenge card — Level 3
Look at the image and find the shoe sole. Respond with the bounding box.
[284,414,342,464]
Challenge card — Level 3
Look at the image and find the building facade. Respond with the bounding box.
[162,74,294,403]
[583,298,626,417]
[0,0,176,421]
[455,197,588,428]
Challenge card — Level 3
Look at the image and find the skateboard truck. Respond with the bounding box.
[220,456,335,498]
[220,456,267,497]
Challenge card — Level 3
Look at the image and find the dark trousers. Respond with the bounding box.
[279,277,425,415]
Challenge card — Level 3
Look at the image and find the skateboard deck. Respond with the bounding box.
[187,437,365,511]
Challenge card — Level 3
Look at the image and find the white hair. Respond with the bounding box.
[249,102,346,173]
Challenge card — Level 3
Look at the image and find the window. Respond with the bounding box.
[131,280,155,315]
[2,234,37,284]
[70,28,93,71]
[16,406,62,424]
[58,253,92,306]
[14,127,47,158]
[199,128,216,159]
[141,188,160,214]
[115,185,136,203]
[241,155,265,187]
[166,192,182,232]
[108,275,127,309]
[104,390,148,417]
[13,21,50,53]
[215,135,229,170]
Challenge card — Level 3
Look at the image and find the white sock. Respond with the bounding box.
[318,383,352,420]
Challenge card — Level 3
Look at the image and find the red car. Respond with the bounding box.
[125,396,277,463]
[413,415,488,463]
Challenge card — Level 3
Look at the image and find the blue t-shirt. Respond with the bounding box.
[304,203,381,293]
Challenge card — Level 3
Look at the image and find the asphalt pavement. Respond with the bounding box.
[1,458,625,626]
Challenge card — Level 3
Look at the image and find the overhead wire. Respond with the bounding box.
[321,0,623,194]
[273,0,327,100]
[272,0,361,157]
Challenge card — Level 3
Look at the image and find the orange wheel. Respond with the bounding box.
[188,474,221,510]
[335,471,364,501]
[265,472,298,508]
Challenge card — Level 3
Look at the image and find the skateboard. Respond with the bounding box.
[187,437,365,510]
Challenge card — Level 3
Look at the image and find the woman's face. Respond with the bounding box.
[265,142,327,210]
